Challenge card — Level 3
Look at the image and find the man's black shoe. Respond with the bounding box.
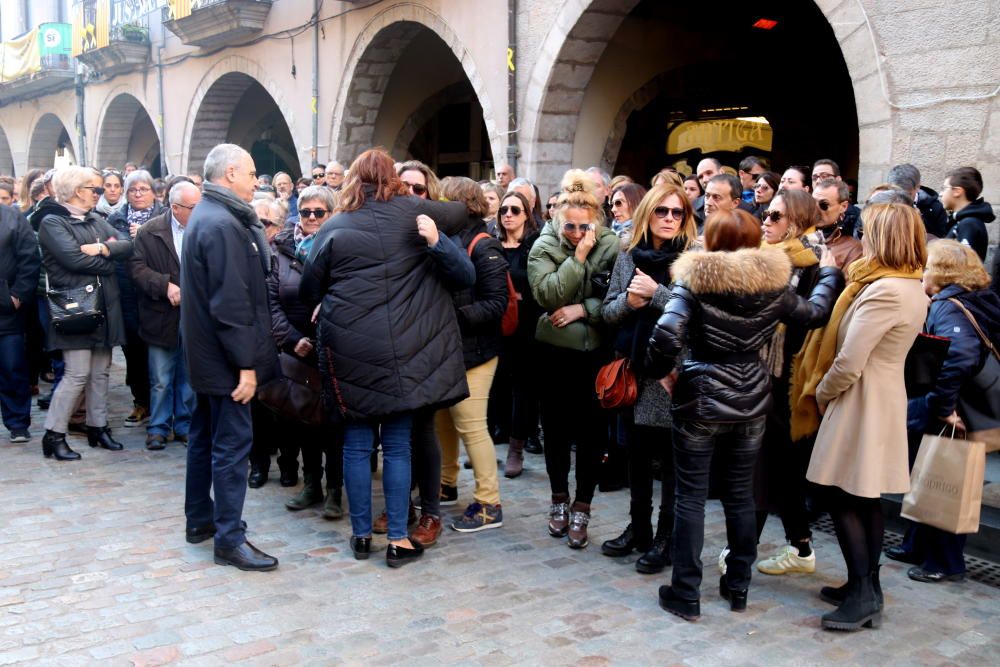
[186,525,215,544]
[885,546,921,564]
[37,393,52,410]
[248,467,268,489]
[524,436,543,454]
[279,469,298,487]
[658,585,700,621]
[214,541,278,571]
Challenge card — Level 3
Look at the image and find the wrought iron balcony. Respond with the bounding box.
[162,0,273,49]
[72,1,150,76]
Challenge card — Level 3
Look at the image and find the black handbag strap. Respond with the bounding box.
[947,298,1000,363]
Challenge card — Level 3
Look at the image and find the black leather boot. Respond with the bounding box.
[821,575,882,631]
[636,533,672,574]
[87,425,123,451]
[601,521,652,557]
[285,471,324,510]
[42,430,81,461]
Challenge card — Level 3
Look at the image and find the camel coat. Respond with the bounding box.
[806,277,928,498]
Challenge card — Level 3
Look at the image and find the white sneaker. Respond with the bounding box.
[718,547,730,575]
[757,544,816,575]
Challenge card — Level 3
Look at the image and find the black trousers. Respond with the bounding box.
[489,336,540,441]
[625,416,674,535]
[123,327,150,409]
[185,394,253,549]
[249,399,278,472]
[410,407,441,517]
[297,420,343,490]
[538,343,608,505]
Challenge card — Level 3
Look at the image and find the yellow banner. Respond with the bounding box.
[166,0,194,21]
[72,0,110,57]
[0,28,41,83]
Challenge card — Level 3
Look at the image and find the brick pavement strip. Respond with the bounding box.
[1,363,999,665]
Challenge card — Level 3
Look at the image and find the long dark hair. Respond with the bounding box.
[496,191,537,243]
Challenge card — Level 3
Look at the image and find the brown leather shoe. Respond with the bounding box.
[412,514,442,547]
[567,501,591,549]
[548,493,570,537]
[504,438,525,478]
[373,502,418,534]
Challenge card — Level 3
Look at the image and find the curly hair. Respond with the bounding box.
[925,239,990,292]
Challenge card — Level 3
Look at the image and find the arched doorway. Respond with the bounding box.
[522,0,866,195]
[96,94,162,176]
[0,127,14,176]
[332,12,499,179]
[186,72,298,178]
[27,113,76,170]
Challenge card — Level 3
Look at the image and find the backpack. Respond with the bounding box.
[467,232,519,336]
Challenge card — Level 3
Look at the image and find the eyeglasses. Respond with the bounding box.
[172,202,195,210]
[312,172,324,179]
[563,222,593,233]
[81,186,105,195]
[406,183,428,196]
[816,199,832,211]
[128,186,152,195]
[812,172,835,182]
[300,209,328,219]
[326,172,344,178]
[546,202,557,209]
[499,205,523,216]
[653,206,685,220]
[763,210,784,223]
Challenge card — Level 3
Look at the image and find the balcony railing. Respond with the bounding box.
[73,0,150,75]
[0,24,75,101]
[162,0,273,49]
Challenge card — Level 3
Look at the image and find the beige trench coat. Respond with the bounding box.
[806,277,929,498]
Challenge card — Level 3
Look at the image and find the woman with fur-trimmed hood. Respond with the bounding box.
[645,209,842,622]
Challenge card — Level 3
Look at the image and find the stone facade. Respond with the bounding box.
[0,0,998,250]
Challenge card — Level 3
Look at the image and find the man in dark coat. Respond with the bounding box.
[0,204,41,442]
[181,144,279,571]
[129,181,201,450]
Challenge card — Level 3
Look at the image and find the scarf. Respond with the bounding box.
[201,182,271,274]
[126,204,154,228]
[293,223,316,264]
[763,233,822,377]
[789,258,923,440]
[612,219,633,237]
[95,195,124,218]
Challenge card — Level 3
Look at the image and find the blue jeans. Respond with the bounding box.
[148,341,195,437]
[343,413,413,540]
[671,417,766,600]
[0,333,31,431]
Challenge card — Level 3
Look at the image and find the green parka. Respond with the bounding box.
[527,219,619,352]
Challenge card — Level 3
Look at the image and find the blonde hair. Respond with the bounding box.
[860,203,927,271]
[651,169,684,188]
[555,168,604,228]
[52,166,102,203]
[925,239,991,292]
[628,183,696,252]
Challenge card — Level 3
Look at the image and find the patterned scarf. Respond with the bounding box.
[294,224,316,264]
[126,204,154,228]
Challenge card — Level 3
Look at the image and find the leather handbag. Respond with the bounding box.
[257,351,326,426]
[45,273,105,336]
[948,298,1000,452]
[595,357,638,409]
[904,331,950,398]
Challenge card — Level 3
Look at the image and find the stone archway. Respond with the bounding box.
[95,92,161,174]
[181,56,300,176]
[27,112,76,170]
[329,4,501,167]
[521,0,891,195]
[0,126,14,176]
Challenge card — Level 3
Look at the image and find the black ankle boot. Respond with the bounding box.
[636,532,672,574]
[719,575,748,612]
[821,575,881,631]
[87,425,124,451]
[821,564,883,609]
[43,430,81,461]
[601,522,652,557]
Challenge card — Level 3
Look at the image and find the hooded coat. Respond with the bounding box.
[646,247,842,424]
[298,193,470,420]
[946,199,994,261]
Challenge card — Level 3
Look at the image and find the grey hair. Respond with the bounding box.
[506,177,534,193]
[269,201,287,226]
[886,164,920,193]
[123,169,154,193]
[866,186,914,207]
[203,143,249,182]
[585,166,611,187]
[297,185,336,213]
[325,161,344,171]
[52,166,102,203]
[814,178,850,203]
[168,181,200,205]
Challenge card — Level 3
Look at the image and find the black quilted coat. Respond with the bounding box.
[299,192,471,420]
[646,247,843,423]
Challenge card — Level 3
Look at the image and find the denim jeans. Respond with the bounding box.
[0,333,31,432]
[670,417,766,601]
[343,413,413,540]
[147,341,195,437]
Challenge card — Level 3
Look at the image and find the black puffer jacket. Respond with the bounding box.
[37,199,132,351]
[916,186,949,238]
[299,192,470,420]
[646,247,843,423]
[450,219,509,369]
[267,227,315,355]
[946,199,993,261]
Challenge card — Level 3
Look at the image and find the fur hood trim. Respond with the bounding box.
[670,247,792,295]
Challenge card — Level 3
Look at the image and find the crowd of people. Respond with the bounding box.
[1,145,997,631]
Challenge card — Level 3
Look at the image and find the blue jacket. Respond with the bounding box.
[907,284,999,431]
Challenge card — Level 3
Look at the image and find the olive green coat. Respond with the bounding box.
[527,220,619,351]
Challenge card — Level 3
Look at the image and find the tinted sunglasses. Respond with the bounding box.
[654,206,685,220]
[300,209,328,219]
[816,199,832,211]
[312,172,324,179]
[499,205,523,216]
[407,183,428,196]
[260,218,277,227]
[763,210,783,222]
[563,222,593,233]
[611,199,627,208]
[546,202,557,209]
[82,186,106,195]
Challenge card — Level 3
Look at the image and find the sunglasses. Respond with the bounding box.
[563,223,593,233]
[611,199,627,208]
[499,205,523,216]
[260,218,277,227]
[300,209,328,219]
[816,199,832,211]
[654,206,685,220]
[312,172,324,179]
[407,183,428,196]
[763,210,784,223]
[546,202,557,209]
[81,186,106,195]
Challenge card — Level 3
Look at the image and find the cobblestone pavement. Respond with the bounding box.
[2,360,998,666]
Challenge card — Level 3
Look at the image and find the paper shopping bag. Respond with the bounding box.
[901,431,985,534]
